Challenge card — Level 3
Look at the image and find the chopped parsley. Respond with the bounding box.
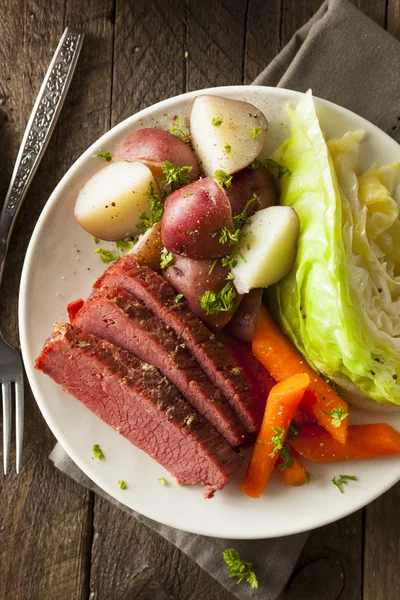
[232,194,257,230]
[287,422,299,440]
[118,480,127,490]
[160,248,174,269]
[93,236,99,244]
[332,474,358,494]
[116,239,134,252]
[214,169,232,187]
[137,181,165,232]
[92,151,112,162]
[92,444,105,460]
[221,255,238,269]
[278,445,294,471]
[208,259,218,275]
[211,116,223,127]
[158,477,167,486]
[305,472,311,484]
[170,117,190,143]
[323,407,349,428]
[93,248,118,264]
[200,282,236,315]
[264,158,290,180]
[250,126,263,141]
[162,161,192,190]
[174,293,184,304]
[268,427,286,458]
[76,341,91,349]
[223,548,258,589]
[249,159,260,170]
[224,143,232,154]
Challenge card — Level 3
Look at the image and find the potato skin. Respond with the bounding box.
[129,221,162,271]
[163,254,240,331]
[226,165,277,216]
[224,288,262,346]
[161,178,234,259]
[113,127,200,181]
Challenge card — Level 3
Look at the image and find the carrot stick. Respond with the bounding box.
[241,373,309,498]
[275,446,310,486]
[252,304,348,444]
[290,423,400,462]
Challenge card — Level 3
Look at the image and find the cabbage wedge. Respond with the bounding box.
[272,90,400,407]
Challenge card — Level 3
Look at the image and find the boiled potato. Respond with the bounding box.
[74,161,160,241]
[190,95,268,177]
[163,254,240,331]
[161,178,234,259]
[226,165,277,216]
[113,127,200,181]
[232,206,300,294]
[128,221,162,271]
[224,288,262,346]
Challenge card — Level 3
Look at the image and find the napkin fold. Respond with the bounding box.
[51,1,400,598]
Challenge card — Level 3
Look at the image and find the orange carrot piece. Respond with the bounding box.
[252,304,348,444]
[290,423,400,462]
[275,446,309,486]
[241,373,309,498]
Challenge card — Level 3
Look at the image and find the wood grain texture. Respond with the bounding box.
[245,0,282,83]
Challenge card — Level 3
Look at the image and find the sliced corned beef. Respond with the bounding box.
[94,256,263,432]
[73,287,247,447]
[35,323,240,498]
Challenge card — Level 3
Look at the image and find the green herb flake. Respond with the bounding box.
[323,407,349,428]
[158,477,167,486]
[174,293,184,304]
[137,181,165,233]
[94,248,118,264]
[221,255,238,269]
[116,239,135,252]
[118,480,127,490]
[278,445,294,471]
[267,427,286,458]
[92,444,105,460]
[305,472,311,484]
[223,548,258,590]
[93,236,99,244]
[287,422,299,440]
[224,143,232,154]
[200,282,236,316]
[232,194,257,230]
[162,161,192,190]
[208,259,218,275]
[264,158,290,180]
[332,474,358,494]
[170,117,190,143]
[92,151,112,162]
[250,126,263,141]
[249,159,260,170]
[211,116,223,127]
[160,248,174,269]
[214,169,233,188]
[76,341,91,349]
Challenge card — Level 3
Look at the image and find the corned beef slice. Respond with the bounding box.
[73,287,246,447]
[35,324,240,498]
[94,256,263,433]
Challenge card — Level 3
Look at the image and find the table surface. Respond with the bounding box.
[1,0,399,598]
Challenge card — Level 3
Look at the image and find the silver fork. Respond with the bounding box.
[0,27,84,475]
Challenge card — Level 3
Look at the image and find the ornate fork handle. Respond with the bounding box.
[0,27,84,284]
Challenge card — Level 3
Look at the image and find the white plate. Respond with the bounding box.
[19,86,400,539]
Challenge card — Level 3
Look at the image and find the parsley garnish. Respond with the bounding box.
[162,161,192,190]
[92,151,112,162]
[76,341,91,348]
[224,143,232,154]
[214,169,232,187]
[250,126,262,141]
[174,293,184,304]
[208,259,218,275]
[278,445,294,471]
[221,255,238,269]
[94,248,118,264]
[287,422,299,440]
[268,427,286,458]
[92,444,105,460]
[323,407,349,428]
[332,474,358,493]
[93,236,99,244]
[200,282,236,315]
[137,181,164,233]
[223,548,258,590]
[305,472,311,484]
[116,239,134,252]
[211,116,223,127]
[264,158,290,180]
[118,480,127,490]
[170,117,190,143]
[158,477,167,486]
[160,248,174,269]
[249,160,260,170]
[232,194,257,230]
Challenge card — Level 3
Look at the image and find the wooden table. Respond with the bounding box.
[0,1,399,598]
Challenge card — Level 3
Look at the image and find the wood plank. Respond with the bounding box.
[245,0,282,83]
[0,1,114,598]
[387,0,400,38]
[187,0,247,89]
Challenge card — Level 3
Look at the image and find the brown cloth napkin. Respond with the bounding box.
[50,1,400,598]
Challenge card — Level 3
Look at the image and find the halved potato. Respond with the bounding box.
[190,95,268,177]
[74,161,160,241]
[128,221,162,271]
[232,206,300,294]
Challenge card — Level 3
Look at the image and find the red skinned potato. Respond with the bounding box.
[226,166,277,216]
[224,288,263,346]
[163,254,241,331]
[113,128,200,182]
[161,178,234,259]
